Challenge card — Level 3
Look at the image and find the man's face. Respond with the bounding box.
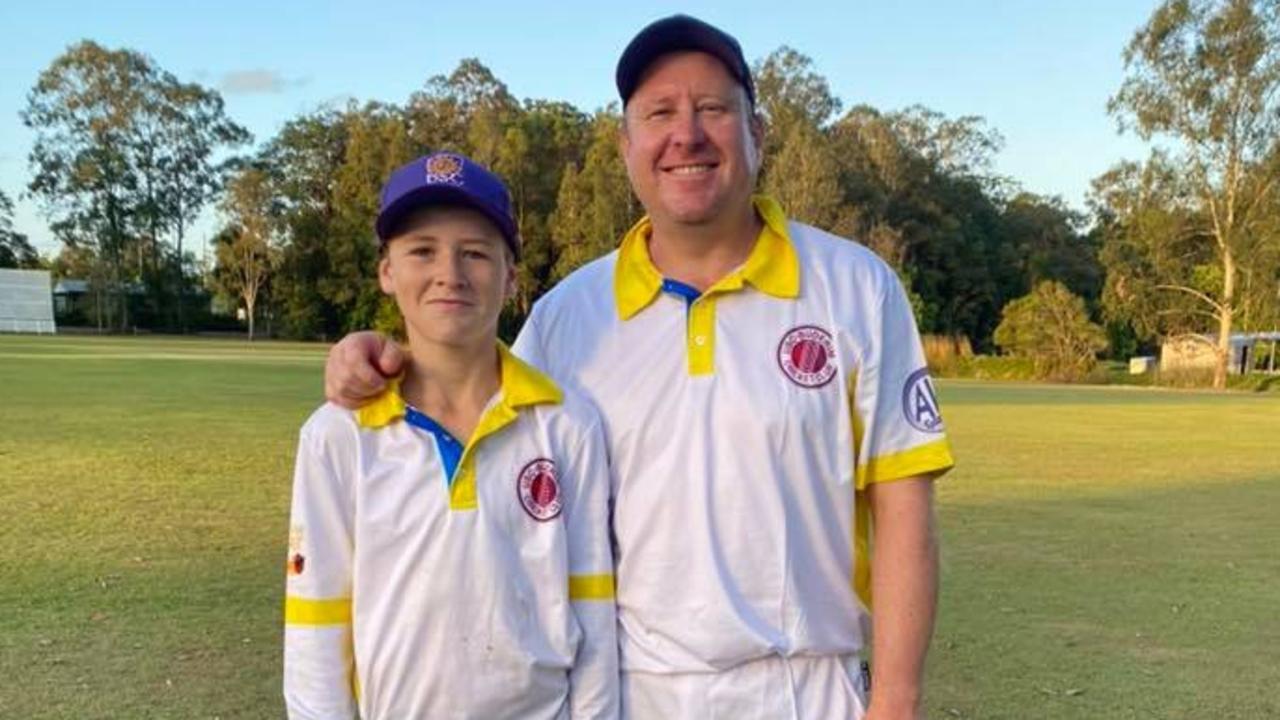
[378,206,515,350]
[621,51,763,230]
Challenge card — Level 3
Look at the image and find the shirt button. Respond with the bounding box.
[694,335,707,346]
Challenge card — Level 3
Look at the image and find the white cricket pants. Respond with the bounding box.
[620,654,868,720]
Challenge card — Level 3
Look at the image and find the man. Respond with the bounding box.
[326,15,954,720]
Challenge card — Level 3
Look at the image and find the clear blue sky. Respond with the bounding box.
[0,0,1157,259]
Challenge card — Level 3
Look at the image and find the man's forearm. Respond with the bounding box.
[866,477,939,718]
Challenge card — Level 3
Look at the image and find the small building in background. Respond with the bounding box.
[1128,356,1157,375]
[52,278,89,316]
[1161,333,1280,375]
[0,268,56,334]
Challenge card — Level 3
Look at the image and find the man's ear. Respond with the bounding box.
[504,255,518,302]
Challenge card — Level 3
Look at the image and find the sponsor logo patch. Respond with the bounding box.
[778,325,838,388]
[424,153,464,185]
[517,458,562,521]
[902,367,944,433]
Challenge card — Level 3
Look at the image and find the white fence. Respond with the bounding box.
[0,269,56,334]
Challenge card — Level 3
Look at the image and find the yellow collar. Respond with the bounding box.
[355,344,562,430]
[613,195,800,320]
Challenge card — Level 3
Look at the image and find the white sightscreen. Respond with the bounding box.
[0,269,56,334]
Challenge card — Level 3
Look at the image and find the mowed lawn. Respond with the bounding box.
[1,335,1277,719]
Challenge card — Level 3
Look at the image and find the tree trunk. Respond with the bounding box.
[1213,247,1236,390]
[176,192,186,333]
[245,291,256,341]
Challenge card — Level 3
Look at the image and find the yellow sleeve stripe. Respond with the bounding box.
[856,438,955,489]
[284,596,352,626]
[569,574,616,601]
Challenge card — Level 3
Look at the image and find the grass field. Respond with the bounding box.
[1,334,1277,719]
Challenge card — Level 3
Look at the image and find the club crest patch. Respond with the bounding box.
[902,367,944,433]
[517,458,562,521]
[777,325,837,388]
[424,153,464,185]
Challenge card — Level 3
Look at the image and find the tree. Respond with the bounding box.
[753,47,850,232]
[214,167,278,340]
[23,41,153,329]
[887,105,1006,182]
[994,281,1108,381]
[0,190,41,268]
[761,116,847,232]
[263,109,350,339]
[23,40,247,332]
[753,47,841,148]
[1107,0,1280,388]
[1002,192,1102,302]
[143,75,250,330]
[406,59,518,164]
[495,100,590,315]
[548,110,637,282]
[829,104,1013,345]
[328,102,415,333]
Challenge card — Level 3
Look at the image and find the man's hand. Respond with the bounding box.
[324,331,405,408]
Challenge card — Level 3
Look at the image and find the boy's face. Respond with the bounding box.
[378,205,515,351]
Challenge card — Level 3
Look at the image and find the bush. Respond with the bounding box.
[922,334,973,374]
[994,281,1108,382]
[949,355,1039,381]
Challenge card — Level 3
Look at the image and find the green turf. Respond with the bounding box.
[1,335,1276,719]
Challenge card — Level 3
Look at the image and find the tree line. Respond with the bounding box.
[10,0,1280,388]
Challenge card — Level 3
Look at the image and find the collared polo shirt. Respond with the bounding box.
[514,196,954,674]
[283,346,618,719]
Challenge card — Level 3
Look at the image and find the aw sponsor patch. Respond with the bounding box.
[517,458,562,521]
[902,367,944,433]
[778,325,837,388]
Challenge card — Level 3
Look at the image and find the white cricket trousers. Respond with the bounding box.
[620,654,868,720]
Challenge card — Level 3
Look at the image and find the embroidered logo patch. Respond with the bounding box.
[286,525,306,576]
[902,367,944,433]
[424,153,464,185]
[517,458,562,521]
[778,325,837,388]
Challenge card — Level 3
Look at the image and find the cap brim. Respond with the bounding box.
[375,186,518,257]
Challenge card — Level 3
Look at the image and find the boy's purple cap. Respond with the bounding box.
[616,15,755,108]
[375,151,520,259]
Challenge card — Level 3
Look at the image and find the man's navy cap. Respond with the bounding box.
[615,15,755,107]
[375,151,520,259]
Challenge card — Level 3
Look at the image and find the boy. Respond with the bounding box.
[283,151,618,719]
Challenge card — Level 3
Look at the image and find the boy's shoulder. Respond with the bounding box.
[298,402,360,448]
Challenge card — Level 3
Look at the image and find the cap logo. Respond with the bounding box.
[778,325,837,388]
[902,367,944,433]
[517,458,562,521]
[424,153,465,185]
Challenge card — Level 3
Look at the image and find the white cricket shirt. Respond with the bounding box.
[513,196,954,675]
[283,346,618,719]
